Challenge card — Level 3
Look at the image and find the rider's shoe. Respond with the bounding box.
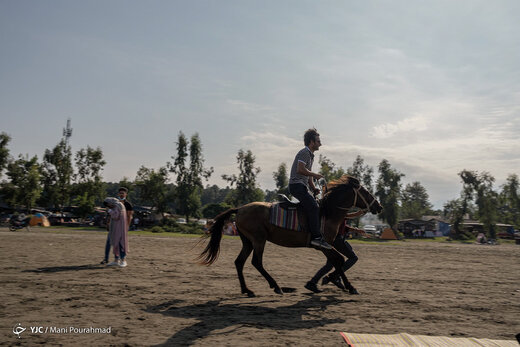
[310,238,332,250]
[322,275,345,290]
[119,259,127,268]
[304,281,322,293]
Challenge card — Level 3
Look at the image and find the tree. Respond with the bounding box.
[201,184,233,205]
[169,132,213,220]
[400,181,433,219]
[222,149,263,206]
[0,132,11,177]
[40,138,74,209]
[72,146,106,218]
[318,155,345,182]
[1,155,42,211]
[202,202,233,219]
[273,163,289,196]
[347,155,374,193]
[498,174,520,229]
[135,166,171,218]
[375,159,404,229]
[459,170,498,239]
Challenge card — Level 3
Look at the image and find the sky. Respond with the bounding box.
[1,0,519,209]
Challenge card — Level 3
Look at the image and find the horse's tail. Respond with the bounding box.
[198,208,238,265]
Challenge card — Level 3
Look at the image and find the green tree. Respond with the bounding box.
[400,181,433,219]
[201,184,233,205]
[222,149,263,206]
[202,202,233,219]
[375,159,404,229]
[273,163,289,196]
[318,155,345,182]
[169,132,213,221]
[135,166,171,218]
[1,155,42,211]
[40,138,73,209]
[347,155,374,193]
[498,174,520,229]
[72,146,106,218]
[0,132,11,177]
[459,170,498,239]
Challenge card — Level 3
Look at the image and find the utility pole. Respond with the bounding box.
[63,118,73,144]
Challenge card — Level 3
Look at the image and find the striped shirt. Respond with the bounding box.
[289,147,314,187]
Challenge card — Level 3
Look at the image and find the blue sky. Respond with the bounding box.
[1,1,519,209]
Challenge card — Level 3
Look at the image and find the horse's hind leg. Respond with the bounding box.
[251,243,283,295]
[235,235,255,297]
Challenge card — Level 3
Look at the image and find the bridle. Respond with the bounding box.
[336,185,377,214]
[352,186,377,212]
[317,178,377,214]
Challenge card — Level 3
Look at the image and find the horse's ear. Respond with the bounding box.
[350,177,360,188]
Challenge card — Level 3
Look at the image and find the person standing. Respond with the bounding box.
[101,187,133,266]
[288,128,331,250]
[103,197,128,267]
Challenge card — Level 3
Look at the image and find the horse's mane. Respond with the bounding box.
[320,175,360,216]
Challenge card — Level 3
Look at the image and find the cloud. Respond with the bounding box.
[371,116,430,138]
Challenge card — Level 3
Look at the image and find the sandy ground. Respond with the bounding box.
[0,228,519,346]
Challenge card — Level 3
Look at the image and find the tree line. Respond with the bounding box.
[1,123,519,239]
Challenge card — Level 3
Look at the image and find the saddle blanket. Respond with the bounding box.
[340,332,518,347]
[269,204,301,232]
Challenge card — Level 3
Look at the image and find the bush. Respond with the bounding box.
[150,226,165,233]
[146,220,205,234]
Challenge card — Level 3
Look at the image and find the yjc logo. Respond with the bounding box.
[13,323,26,338]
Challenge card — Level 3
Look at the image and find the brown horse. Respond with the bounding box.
[199,175,382,297]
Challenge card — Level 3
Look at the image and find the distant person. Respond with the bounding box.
[132,216,140,231]
[100,187,133,266]
[288,128,331,250]
[305,210,365,293]
[103,197,128,267]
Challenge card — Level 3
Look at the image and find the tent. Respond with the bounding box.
[29,213,50,227]
[380,228,398,240]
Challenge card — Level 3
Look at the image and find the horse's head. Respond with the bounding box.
[348,177,382,215]
[322,175,382,215]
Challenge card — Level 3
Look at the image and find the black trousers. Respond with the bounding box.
[310,234,358,283]
[288,183,321,239]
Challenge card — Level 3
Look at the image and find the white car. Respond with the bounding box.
[363,225,378,236]
[176,218,187,224]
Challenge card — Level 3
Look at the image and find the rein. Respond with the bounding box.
[336,186,376,214]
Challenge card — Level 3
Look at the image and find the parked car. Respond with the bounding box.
[363,224,379,236]
[176,218,187,224]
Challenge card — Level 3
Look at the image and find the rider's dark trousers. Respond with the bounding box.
[289,183,321,239]
[309,233,358,284]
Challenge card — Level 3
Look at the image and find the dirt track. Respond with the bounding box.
[1,229,519,346]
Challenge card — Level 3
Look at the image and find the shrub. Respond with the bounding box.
[150,226,165,233]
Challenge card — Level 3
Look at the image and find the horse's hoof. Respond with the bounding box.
[247,291,256,297]
[274,287,283,295]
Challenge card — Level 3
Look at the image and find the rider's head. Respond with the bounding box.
[304,128,321,151]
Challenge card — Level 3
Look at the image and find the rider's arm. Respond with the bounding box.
[296,161,322,180]
[346,210,366,219]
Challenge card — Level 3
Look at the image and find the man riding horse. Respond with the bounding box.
[288,128,332,251]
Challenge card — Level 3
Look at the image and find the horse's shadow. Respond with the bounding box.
[146,295,356,346]
[22,264,105,273]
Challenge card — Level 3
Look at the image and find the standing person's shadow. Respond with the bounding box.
[146,295,356,346]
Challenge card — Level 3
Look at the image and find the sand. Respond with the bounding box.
[1,228,519,346]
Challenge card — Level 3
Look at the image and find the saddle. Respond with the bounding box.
[269,195,308,232]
